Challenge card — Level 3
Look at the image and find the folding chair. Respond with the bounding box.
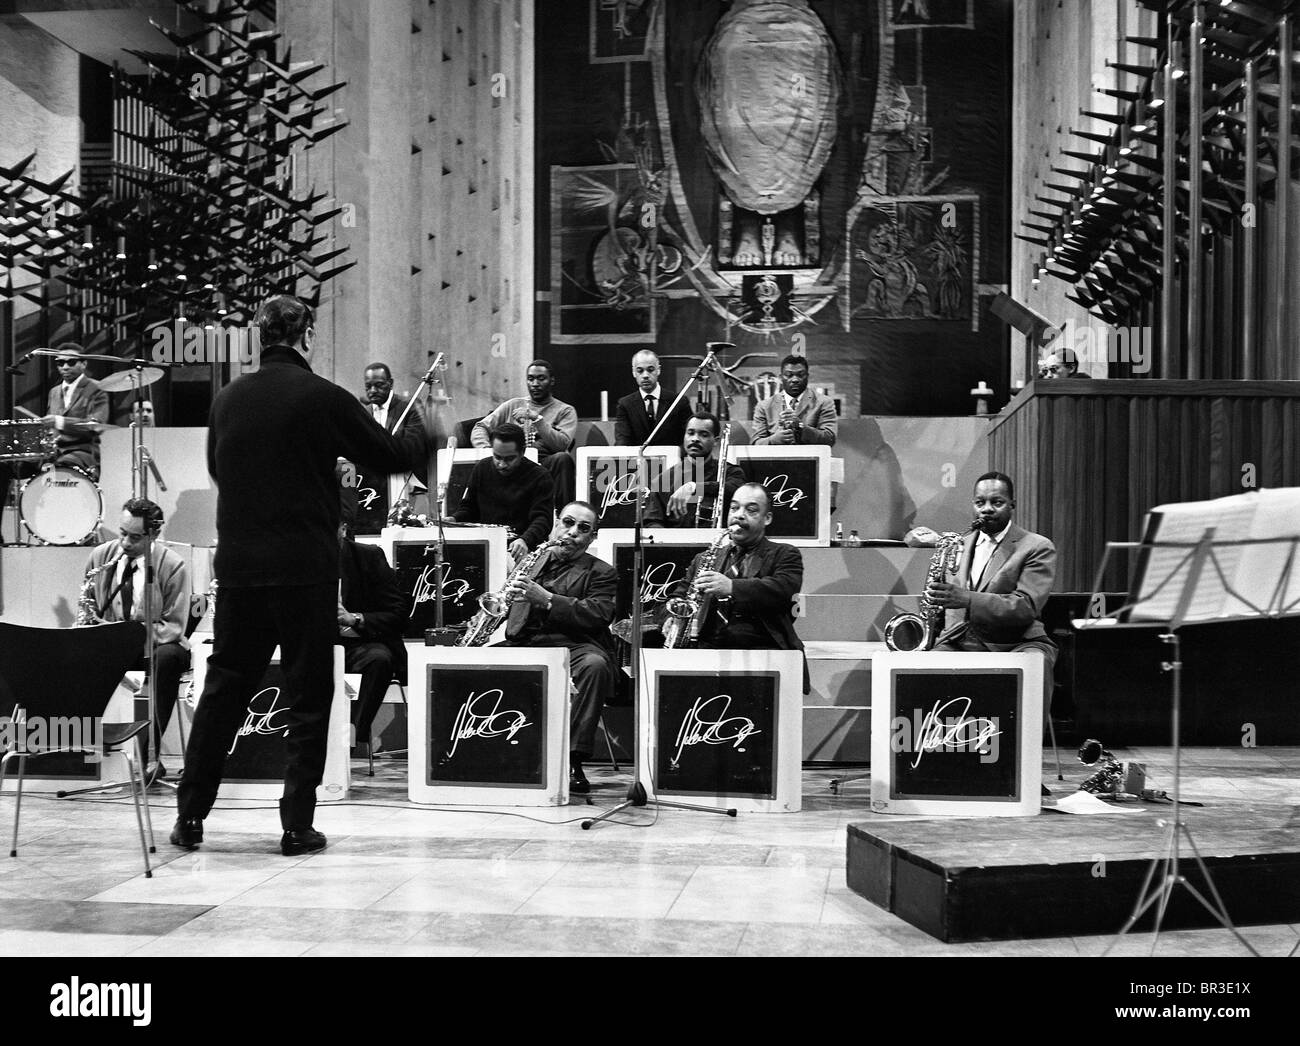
[0,621,156,876]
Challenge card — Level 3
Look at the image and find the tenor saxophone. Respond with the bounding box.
[883,521,978,651]
[662,531,731,649]
[457,539,556,646]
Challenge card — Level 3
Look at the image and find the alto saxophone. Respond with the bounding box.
[662,531,731,649]
[75,552,123,626]
[883,521,979,651]
[457,539,556,647]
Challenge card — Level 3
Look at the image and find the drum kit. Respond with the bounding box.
[1,365,163,547]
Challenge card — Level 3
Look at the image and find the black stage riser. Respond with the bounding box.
[848,823,1300,942]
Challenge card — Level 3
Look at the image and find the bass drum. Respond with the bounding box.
[19,466,103,545]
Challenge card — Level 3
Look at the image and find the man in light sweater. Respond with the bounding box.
[471,359,577,507]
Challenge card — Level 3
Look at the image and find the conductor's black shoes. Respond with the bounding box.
[280,828,327,856]
[169,818,203,850]
[570,762,591,795]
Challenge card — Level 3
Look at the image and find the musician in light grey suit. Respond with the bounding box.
[750,355,837,446]
[926,471,1057,677]
[42,343,110,479]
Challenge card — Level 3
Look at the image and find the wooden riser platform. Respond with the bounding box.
[847,800,1300,942]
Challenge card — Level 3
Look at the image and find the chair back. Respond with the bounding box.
[0,622,145,723]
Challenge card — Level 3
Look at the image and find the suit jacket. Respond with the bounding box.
[339,538,410,684]
[84,539,190,649]
[750,389,838,446]
[358,391,424,436]
[614,389,693,449]
[938,523,1056,650]
[673,535,809,691]
[505,550,616,652]
[47,376,109,473]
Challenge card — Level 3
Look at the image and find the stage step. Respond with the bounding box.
[799,594,921,641]
[847,802,1300,941]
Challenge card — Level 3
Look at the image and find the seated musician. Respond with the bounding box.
[494,501,617,795]
[449,421,554,562]
[644,410,746,528]
[79,497,190,785]
[667,482,809,691]
[336,503,410,757]
[470,359,577,507]
[925,471,1058,679]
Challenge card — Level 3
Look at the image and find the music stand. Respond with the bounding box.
[1075,491,1300,956]
[583,343,742,829]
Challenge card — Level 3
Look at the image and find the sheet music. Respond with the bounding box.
[1236,489,1300,616]
[1130,496,1257,621]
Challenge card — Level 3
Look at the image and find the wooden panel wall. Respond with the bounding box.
[987,380,1300,591]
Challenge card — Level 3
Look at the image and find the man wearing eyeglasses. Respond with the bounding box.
[494,501,616,794]
[173,295,432,857]
[80,497,190,787]
[41,343,111,478]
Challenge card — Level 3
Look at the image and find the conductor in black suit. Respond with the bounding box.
[172,295,430,857]
[672,482,809,692]
[337,508,410,756]
[614,349,693,448]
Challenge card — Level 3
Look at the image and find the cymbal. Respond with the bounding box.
[99,367,164,393]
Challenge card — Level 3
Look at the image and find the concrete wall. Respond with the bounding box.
[281,0,534,434]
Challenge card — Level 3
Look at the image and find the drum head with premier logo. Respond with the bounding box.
[19,467,103,545]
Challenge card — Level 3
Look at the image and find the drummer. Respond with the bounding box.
[41,343,109,480]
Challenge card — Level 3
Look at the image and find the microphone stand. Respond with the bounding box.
[583,343,739,828]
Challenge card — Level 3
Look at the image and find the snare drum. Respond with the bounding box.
[0,419,55,462]
[19,466,104,545]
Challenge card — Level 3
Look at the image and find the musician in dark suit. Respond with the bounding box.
[928,471,1057,676]
[644,410,746,528]
[43,343,110,479]
[495,500,617,794]
[614,349,693,448]
[337,515,410,756]
[450,422,554,562]
[360,363,424,435]
[672,482,809,691]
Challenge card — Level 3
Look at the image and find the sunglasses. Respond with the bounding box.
[559,516,594,534]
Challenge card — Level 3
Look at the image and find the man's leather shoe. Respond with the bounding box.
[280,828,327,856]
[169,817,203,850]
[569,762,591,795]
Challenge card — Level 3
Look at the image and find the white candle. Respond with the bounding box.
[600,390,608,421]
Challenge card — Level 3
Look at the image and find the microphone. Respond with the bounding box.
[4,351,35,375]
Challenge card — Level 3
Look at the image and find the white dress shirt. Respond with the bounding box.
[969,522,1011,588]
[369,390,394,430]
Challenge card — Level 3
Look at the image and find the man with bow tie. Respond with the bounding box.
[670,482,809,692]
[494,500,617,794]
[926,472,1058,677]
[750,354,837,447]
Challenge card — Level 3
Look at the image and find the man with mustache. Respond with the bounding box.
[645,411,746,528]
[668,482,808,691]
[494,501,617,794]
